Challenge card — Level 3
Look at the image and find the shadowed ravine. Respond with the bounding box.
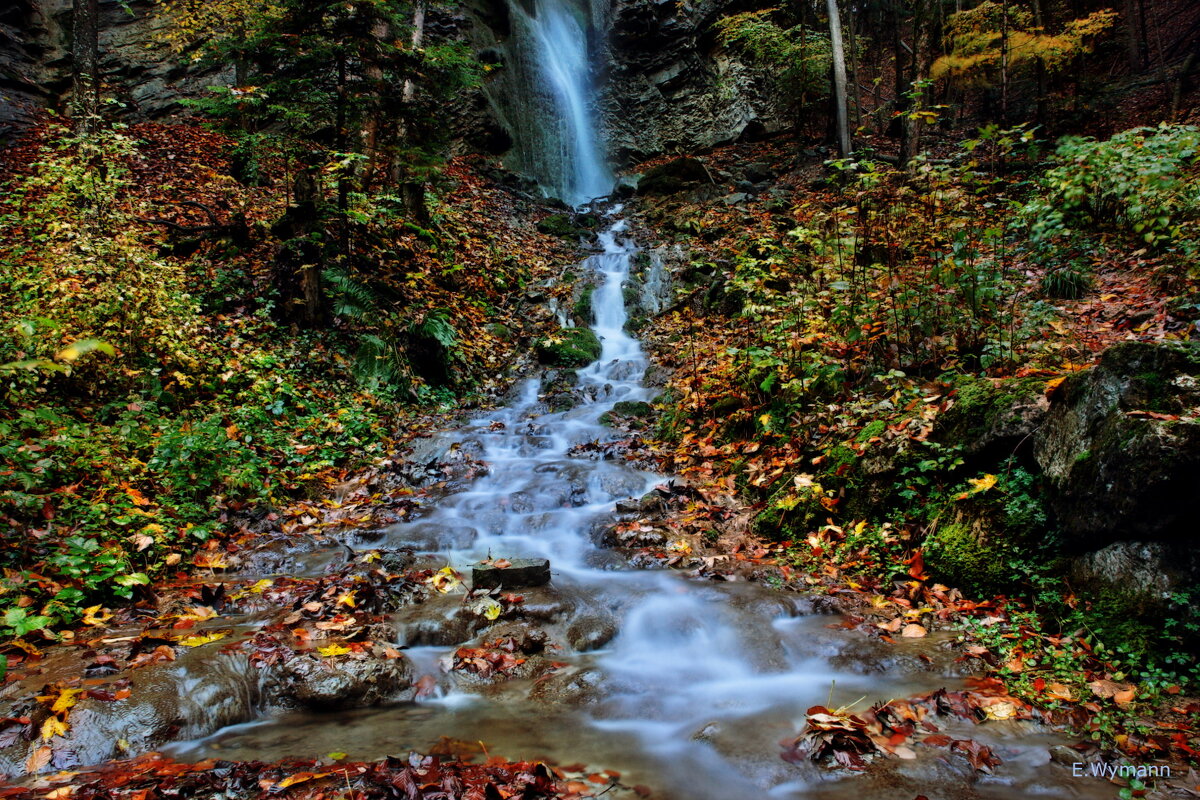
[164,2,1116,796]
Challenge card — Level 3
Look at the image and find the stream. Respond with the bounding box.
[161,218,1116,799]
[172,2,1113,796]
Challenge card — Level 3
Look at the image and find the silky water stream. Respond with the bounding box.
[167,217,1117,799]
[169,0,1118,793]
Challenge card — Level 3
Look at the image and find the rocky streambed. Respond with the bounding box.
[1,218,1122,800]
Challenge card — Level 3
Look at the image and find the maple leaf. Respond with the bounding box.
[957,473,997,499]
[41,716,68,741]
[50,688,83,714]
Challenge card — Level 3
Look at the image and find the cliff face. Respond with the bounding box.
[467,0,788,180]
[597,0,788,165]
[0,0,225,137]
[2,0,787,170]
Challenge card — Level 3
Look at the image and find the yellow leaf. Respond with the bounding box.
[318,643,352,658]
[277,772,329,789]
[336,591,356,608]
[178,631,227,647]
[958,473,998,499]
[50,688,83,714]
[41,716,68,741]
[984,701,1016,720]
[479,598,502,621]
[250,579,273,594]
[81,605,112,626]
[968,474,997,493]
[426,566,462,594]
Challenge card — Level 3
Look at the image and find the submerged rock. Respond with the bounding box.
[472,558,552,589]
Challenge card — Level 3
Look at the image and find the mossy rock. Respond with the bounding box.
[1033,340,1200,547]
[534,328,601,368]
[751,480,826,541]
[573,286,595,324]
[485,323,513,341]
[923,515,1008,595]
[612,400,653,418]
[935,375,1047,461]
[536,214,579,238]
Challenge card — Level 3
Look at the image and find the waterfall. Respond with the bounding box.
[499,0,613,205]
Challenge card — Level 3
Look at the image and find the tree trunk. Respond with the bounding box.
[1124,0,1145,71]
[827,0,852,156]
[71,0,100,128]
[999,0,1009,125]
[899,0,931,168]
[396,0,429,223]
[402,0,426,103]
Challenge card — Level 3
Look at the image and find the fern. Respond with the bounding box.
[415,312,458,350]
[324,267,377,320]
[351,333,406,390]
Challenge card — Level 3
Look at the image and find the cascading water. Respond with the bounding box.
[490,0,612,204]
[166,14,1118,800]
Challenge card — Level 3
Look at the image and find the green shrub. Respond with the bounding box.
[1023,124,1200,249]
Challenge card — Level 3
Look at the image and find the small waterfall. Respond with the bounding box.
[494,0,613,204]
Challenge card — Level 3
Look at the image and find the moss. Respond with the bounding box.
[936,374,1044,450]
[573,286,595,323]
[536,214,578,238]
[612,400,653,417]
[534,328,602,368]
[923,519,1008,595]
[623,282,641,306]
[857,420,887,442]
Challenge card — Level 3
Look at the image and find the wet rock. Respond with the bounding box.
[269,650,414,710]
[566,614,618,651]
[0,650,262,776]
[238,536,349,577]
[380,521,478,551]
[602,0,789,162]
[601,522,668,549]
[472,558,552,589]
[526,666,604,705]
[597,471,650,500]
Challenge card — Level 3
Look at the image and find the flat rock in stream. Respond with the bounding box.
[472,558,551,589]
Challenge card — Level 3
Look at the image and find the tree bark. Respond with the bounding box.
[827,0,852,156]
[71,0,100,128]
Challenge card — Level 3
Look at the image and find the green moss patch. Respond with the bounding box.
[534,328,602,368]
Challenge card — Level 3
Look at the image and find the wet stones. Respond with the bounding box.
[471,558,552,589]
[268,649,414,710]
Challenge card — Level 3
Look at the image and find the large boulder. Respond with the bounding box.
[1033,340,1200,549]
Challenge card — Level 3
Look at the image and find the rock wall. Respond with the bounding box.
[598,0,789,165]
[465,0,789,178]
[0,0,228,136]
